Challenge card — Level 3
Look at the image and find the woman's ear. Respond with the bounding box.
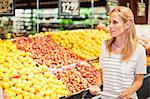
[124,21,131,30]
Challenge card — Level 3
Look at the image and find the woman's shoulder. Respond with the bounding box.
[136,43,146,52]
[102,39,109,45]
[130,44,146,60]
[100,40,108,50]
[134,43,146,57]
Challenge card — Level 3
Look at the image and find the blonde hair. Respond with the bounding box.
[106,6,138,61]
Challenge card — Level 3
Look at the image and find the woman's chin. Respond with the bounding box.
[110,34,116,37]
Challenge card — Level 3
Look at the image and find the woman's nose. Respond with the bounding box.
[109,24,113,29]
[109,23,113,28]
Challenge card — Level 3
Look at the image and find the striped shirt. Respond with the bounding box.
[99,41,147,99]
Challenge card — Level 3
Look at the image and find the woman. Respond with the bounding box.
[89,6,147,99]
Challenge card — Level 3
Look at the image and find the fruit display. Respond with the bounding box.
[139,38,150,55]
[87,58,101,70]
[89,61,100,70]
[49,29,110,61]
[138,33,150,65]
[0,29,110,98]
[147,57,150,66]
[0,72,70,99]
[75,63,99,85]
[52,62,100,94]
[13,36,86,68]
[28,29,110,70]
[0,40,48,79]
[52,66,89,94]
[0,39,70,98]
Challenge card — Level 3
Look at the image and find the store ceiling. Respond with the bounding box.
[15,0,107,9]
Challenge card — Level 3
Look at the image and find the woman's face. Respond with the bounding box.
[109,13,126,38]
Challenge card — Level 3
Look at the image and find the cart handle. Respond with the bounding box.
[81,89,119,99]
[90,91,119,99]
[98,91,118,98]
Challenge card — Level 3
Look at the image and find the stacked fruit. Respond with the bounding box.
[147,57,150,66]
[138,37,150,65]
[75,63,99,85]
[13,36,85,68]
[87,58,101,70]
[29,31,53,37]
[0,39,70,98]
[53,67,89,94]
[53,62,100,94]
[1,72,70,99]
[90,62,100,70]
[50,29,110,61]
[28,29,110,69]
[0,40,48,79]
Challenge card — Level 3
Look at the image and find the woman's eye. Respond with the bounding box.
[113,20,118,24]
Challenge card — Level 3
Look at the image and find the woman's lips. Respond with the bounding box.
[110,29,115,33]
[110,30,115,33]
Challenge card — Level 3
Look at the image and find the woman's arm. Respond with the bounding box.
[120,74,144,99]
[95,69,103,87]
[120,45,146,99]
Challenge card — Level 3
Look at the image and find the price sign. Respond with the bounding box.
[58,0,80,16]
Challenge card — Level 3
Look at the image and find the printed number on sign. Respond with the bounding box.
[61,2,78,14]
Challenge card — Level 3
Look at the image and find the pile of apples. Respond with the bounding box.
[53,62,100,94]
[1,72,70,99]
[13,36,85,68]
[75,63,99,85]
[52,67,89,94]
[28,29,109,70]
[49,29,110,61]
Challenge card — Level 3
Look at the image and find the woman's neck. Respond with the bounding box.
[113,34,126,48]
[111,35,126,54]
